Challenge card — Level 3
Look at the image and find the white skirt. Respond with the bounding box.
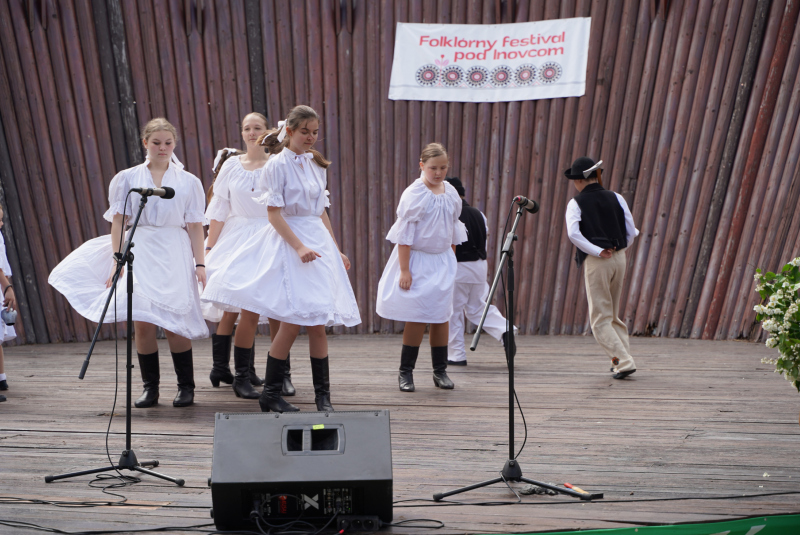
[1,320,15,342]
[48,226,209,340]
[377,245,457,323]
[202,216,272,324]
[202,215,361,327]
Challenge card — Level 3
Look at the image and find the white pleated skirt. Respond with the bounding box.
[1,320,15,342]
[202,215,361,327]
[48,226,209,340]
[202,216,272,324]
[376,245,457,324]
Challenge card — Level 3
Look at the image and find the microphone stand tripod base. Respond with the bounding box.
[45,449,185,486]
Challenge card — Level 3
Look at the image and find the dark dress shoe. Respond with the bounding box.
[0,394,6,402]
[447,359,467,366]
[612,369,636,380]
[0,379,8,390]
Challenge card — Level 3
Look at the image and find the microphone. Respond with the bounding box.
[513,195,539,214]
[130,186,175,199]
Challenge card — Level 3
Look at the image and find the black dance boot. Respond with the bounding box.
[282,354,296,396]
[310,356,334,412]
[258,354,299,413]
[134,351,160,408]
[398,345,419,392]
[171,349,195,407]
[233,345,261,399]
[431,346,455,389]
[248,341,264,386]
[209,333,234,387]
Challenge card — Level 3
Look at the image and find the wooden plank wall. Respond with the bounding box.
[0,0,798,344]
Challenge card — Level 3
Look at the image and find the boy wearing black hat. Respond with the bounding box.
[564,157,639,379]
[445,177,515,366]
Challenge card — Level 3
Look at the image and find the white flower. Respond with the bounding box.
[766,337,778,348]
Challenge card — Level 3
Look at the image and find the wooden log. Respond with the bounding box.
[351,0,369,331]
[201,0,228,159]
[290,2,310,108]
[320,0,342,247]
[648,0,720,335]
[702,0,797,339]
[136,0,167,119]
[215,0,243,147]
[243,0,265,115]
[621,0,686,332]
[120,0,150,131]
[366,0,381,332]
[107,0,142,166]
[260,1,282,123]
[306,1,325,154]
[727,24,800,338]
[167,0,203,187]
[274,1,296,117]
[380,0,397,333]
[457,0,482,208]
[0,101,44,343]
[666,0,748,337]
[334,0,359,331]
[765,158,800,277]
[230,4,251,121]
[0,1,65,342]
[683,0,771,338]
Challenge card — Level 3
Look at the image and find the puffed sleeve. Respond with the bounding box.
[450,190,468,245]
[184,174,207,224]
[103,170,131,222]
[204,158,234,223]
[386,184,428,245]
[262,158,286,207]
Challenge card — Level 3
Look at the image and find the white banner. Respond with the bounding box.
[388,19,591,103]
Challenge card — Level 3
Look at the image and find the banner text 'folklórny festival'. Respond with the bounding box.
[389,19,591,103]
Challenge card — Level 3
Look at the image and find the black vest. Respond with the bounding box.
[573,183,628,266]
[455,200,487,262]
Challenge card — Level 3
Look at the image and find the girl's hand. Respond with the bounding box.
[296,245,321,263]
[196,266,207,288]
[599,248,613,259]
[106,261,122,288]
[340,252,351,270]
[3,287,16,311]
[399,270,412,291]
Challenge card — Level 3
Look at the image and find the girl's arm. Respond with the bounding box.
[206,219,225,250]
[187,222,207,287]
[106,213,127,287]
[269,206,321,263]
[398,244,412,290]
[320,210,350,270]
[0,271,15,311]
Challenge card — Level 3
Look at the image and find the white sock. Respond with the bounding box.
[0,373,6,381]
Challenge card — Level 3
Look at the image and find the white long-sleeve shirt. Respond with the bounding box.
[565,193,639,258]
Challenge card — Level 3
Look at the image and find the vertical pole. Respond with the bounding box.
[126,251,133,452]
[507,247,515,461]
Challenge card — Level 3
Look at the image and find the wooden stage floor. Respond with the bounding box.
[1,334,799,534]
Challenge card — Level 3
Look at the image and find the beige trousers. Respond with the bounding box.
[583,250,636,373]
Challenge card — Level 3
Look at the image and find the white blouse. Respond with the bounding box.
[205,156,270,222]
[386,177,468,254]
[263,148,330,216]
[0,232,12,276]
[103,160,206,227]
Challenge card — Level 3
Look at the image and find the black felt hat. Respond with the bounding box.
[564,157,602,180]
[446,177,465,196]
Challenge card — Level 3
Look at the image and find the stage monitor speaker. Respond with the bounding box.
[209,410,393,530]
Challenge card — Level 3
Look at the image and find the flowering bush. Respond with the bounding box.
[754,257,800,392]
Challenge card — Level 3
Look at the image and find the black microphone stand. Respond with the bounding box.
[433,202,601,502]
[45,193,184,486]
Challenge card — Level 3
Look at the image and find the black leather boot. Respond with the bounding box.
[134,351,160,408]
[171,349,195,407]
[282,353,296,396]
[233,345,261,399]
[310,356,334,412]
[502,331,516,358]
[209,333,234,387]
[258,354,299,413]
[431,346,454,389]
[248,341,264,386]
[398,345,419,392]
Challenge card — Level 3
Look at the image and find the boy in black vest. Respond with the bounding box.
[565,157,639,379]
[445,178,514,366]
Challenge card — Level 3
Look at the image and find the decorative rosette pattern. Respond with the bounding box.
[416,64,439,86]
[539,62,562,84]
[490,66,513,87]
[514,64,536,86]
[466,66,489,88]
[440,65,464,87]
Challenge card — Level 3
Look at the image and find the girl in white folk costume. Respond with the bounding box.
[204,112,293,400]
[377,143,468,392]
[49,118,208,408]
[0,205,17,403]
[202,105,360,413]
